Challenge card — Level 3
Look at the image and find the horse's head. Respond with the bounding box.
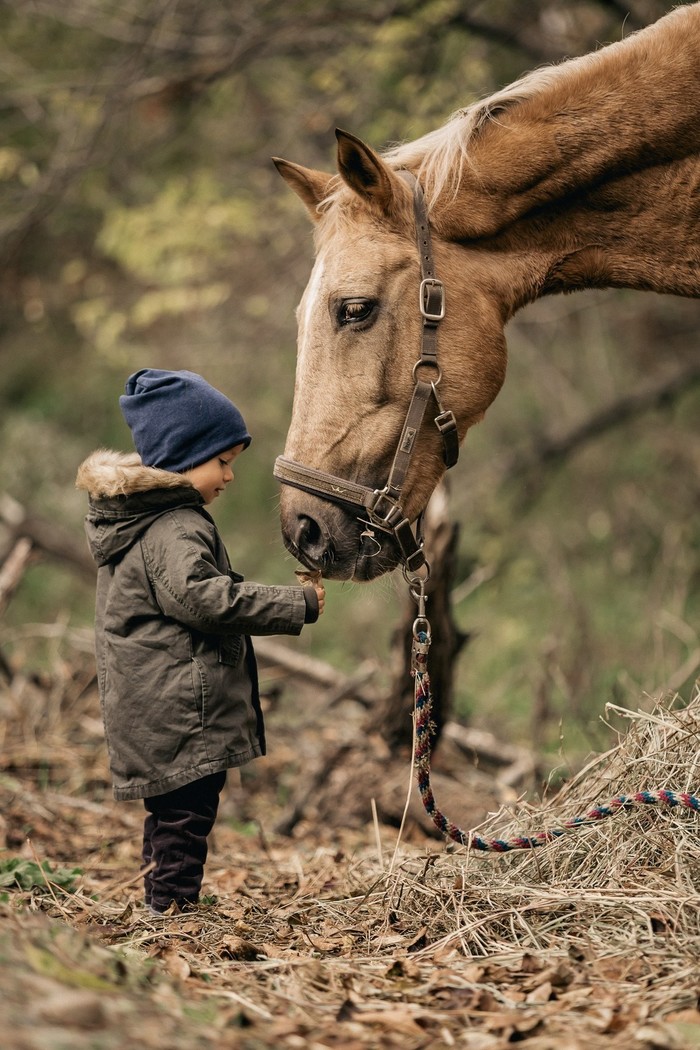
[273,130,509,582]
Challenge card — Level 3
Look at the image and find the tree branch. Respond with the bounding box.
[500,363,700,504]
[0,494,96,582]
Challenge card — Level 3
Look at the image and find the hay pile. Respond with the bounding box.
[416,696,700,956]
[2,662,700,1047]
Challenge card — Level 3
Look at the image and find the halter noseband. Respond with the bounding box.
[274,171,459,576]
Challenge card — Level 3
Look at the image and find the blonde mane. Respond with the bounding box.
[382,59,599,208]
[381,22,647,211]
[313,51,607,246]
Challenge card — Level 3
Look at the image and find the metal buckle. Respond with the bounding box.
[419,278,445,322]
[434,409,457,436]
[368,490,404,529]
[403,544,427,574]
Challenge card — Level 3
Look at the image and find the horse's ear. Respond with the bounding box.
[335,128,404,216]
[272,158,333,221]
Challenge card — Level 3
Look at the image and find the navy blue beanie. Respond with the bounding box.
[119,369,252,473]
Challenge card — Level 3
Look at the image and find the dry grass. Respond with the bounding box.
[1,645,700,1048]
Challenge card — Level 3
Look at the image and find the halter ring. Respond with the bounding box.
[412,359,442,384]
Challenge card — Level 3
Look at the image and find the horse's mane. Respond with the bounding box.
[314,61,573,237]
[342,20,649,216]
[316,68,557,227]
[319,19,644,221]
[380,62,579,208]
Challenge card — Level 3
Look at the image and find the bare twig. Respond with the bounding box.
[0,537,34,619]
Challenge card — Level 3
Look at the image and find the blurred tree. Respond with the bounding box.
[0,0,696,755]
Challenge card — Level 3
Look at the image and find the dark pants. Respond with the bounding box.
[142,771,226,912]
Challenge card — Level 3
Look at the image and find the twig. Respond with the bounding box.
[370,799,384,871]
[0,537,34,618]
[388,707,418,878]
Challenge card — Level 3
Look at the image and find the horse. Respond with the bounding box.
[272,2,700,584]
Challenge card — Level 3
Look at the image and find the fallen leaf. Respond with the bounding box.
[520,951,543,974]
[36,989,107,1029]
[160,949,190,980]
[666,1010,700,1025]
[218,936,266,961]
[354,1007,426,1036]
[406,926,429,952]
[525,980,553,1004]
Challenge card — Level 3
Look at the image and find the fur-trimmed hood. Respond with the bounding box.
[76,448,204,567]
[76,448,195,499]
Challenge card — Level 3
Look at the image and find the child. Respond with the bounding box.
[76,368,325,914]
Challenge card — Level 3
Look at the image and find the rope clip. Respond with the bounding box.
[410,578,431,669]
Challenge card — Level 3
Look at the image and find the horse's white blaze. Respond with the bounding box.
[298,253,325,366]
[286,252,331,460]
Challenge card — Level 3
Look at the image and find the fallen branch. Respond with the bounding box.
[0,493,95,581]
[441,722,537,786]
[0,537,34,619]
[254,637,379,707]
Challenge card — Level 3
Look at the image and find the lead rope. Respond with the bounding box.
[409,586,700,851]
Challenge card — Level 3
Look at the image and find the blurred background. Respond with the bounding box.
[1,0,698,765]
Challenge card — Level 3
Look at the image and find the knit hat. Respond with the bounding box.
[119,368,251,473]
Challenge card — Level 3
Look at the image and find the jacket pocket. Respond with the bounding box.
[190,656,207,724]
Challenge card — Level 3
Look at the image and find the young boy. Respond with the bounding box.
[76,368,325,914]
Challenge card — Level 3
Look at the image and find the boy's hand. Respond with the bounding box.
[313,580,325,616]
[295,569,325,617]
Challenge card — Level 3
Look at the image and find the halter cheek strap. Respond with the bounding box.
[274,171,459,575]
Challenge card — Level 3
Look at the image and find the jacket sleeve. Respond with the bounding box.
[303,586,319,623]
[140,509,308,637]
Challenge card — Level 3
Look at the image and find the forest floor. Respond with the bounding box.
[1,646,700,1050]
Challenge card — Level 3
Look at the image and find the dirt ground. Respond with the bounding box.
[1,655,700,1049]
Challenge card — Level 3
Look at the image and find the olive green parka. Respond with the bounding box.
[76,450,312,801]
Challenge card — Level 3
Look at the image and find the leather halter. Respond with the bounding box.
[274,170,459,576]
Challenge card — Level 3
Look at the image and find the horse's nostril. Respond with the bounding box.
[294,514,328,564]
[296,514,322,549]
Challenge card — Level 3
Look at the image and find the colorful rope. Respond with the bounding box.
[412,637,700,852]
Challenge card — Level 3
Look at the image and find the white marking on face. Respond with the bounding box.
[298,254,326,368]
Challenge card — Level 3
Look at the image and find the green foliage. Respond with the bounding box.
[99,175,256,284]
[0,856,82,895]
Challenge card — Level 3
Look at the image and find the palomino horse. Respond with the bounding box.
[273,3,700,583]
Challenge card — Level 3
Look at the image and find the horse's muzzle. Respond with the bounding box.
[279,490,401,581]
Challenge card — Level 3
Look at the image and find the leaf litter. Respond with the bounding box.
[1,655,700,1049]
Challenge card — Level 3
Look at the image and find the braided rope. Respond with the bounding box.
[412,643,700,852]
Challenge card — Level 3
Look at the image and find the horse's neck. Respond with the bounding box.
[438,2,700,261]
[494,155,700,312]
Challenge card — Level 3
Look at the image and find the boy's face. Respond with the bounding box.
[184,444,246,505]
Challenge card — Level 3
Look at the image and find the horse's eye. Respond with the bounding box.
[338,298,376,327]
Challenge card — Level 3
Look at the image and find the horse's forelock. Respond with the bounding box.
[312,189,364,250]
[313,180,413,251]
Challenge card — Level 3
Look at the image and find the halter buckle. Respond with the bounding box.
[434,408,457,436]
[403,543,427,574]
[419,278,445,322]
[367,489,404,529]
